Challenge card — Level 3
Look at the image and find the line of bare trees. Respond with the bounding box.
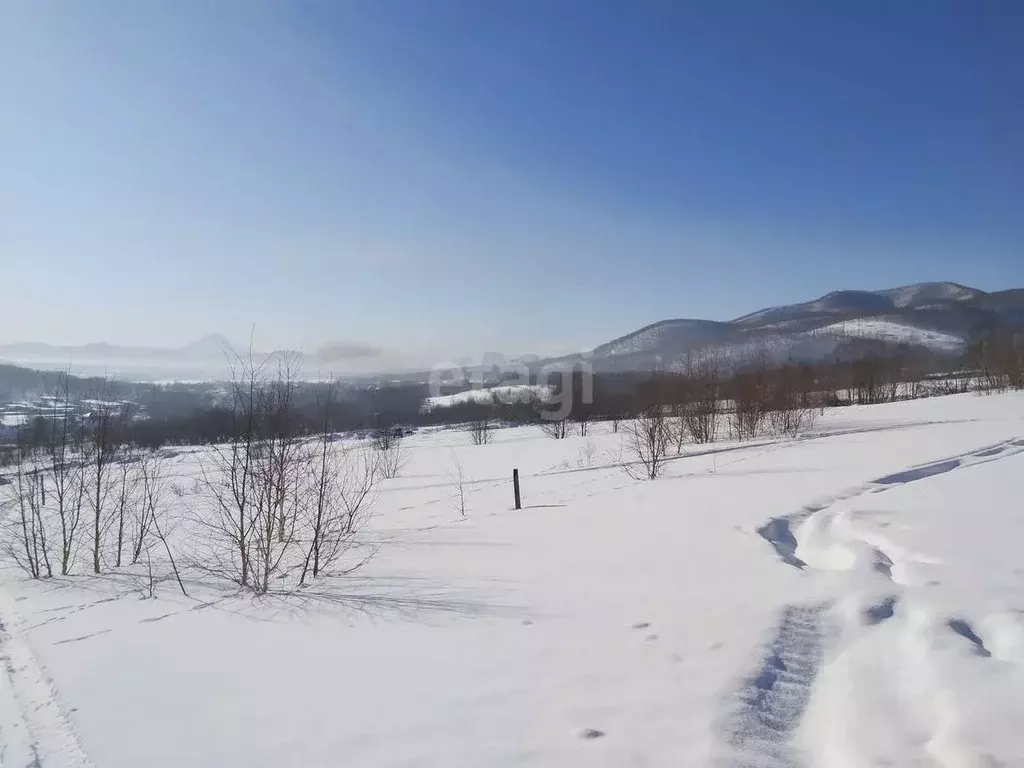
[3,358,391,597]
[620,352,823,478]
[971,330,1024,393]
[2,375,183,587]
[192,353,386,595]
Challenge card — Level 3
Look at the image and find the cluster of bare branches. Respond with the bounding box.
[2,374,185,589]
[624,403,673,479]
[195,356,383,595]
[447,451,470,517]
[666,353,724,449]
[297,380,381,584]
[541,417,570,440]
[4,439,52,579]
[469,416,493,446]
[619,374,674,479]
[373,425,408,478]
[973,331,1024,393]
[730,365,772,440]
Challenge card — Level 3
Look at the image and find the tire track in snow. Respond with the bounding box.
[0,595,95,768]
[720,435,1024,766]
[758,436,1024,571]
[716,602,828,768]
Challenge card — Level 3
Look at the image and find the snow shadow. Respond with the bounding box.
[874,459,961,485]
[863,595,899,625]
[947,618,991,658]
[756,517,806,570]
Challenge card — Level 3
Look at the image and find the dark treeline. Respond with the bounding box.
[0,363,139,402]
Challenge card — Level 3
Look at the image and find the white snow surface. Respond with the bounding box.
[820,317,965,351]
[1,392,1023,767]
[424,384,551,408]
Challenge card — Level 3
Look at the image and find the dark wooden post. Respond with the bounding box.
[513,468,521,510]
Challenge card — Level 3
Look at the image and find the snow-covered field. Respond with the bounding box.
[2,392,1023,767]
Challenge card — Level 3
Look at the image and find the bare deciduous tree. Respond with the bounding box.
[3,431,52,579]
[299,381,381,585]
[195,349,267,589]
[124,449,187,597]
[132,450,162,565]
[767,366,817,437]
[300,443,380,584]
[684,352,723,444]
[624,404,672,479]
[47,374,85,575]
[446,451,469,517]
[112,446,141,568]
[84,384,118,574]
[730,348,772,440]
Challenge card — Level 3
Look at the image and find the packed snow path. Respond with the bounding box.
[722,435,1024,767]
[0,591,95,768]
[716,602,827,768]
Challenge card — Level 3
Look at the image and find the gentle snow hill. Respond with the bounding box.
[2,391,1023,767]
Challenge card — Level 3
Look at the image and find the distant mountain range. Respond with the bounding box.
[3,282,1022,381]
[546,282,1024,373]
[0,334,385,381]
[0,333,238,364]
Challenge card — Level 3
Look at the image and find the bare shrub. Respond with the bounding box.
[447,451,469,517]
[731,371,770,440]
[577,439,597,469]
[128,449,187,597]
[932,370,972,396]
[2,435,52,579]
[768,365,818,437]
[372,424,399,452]
[375,431,408,479]
[666,374,692,454]
[624,405,672,479]
[541,417,569,440]
[300,442,380,584]
[469,417,493,446]
[685,353,723,444]
[730,346,772,440]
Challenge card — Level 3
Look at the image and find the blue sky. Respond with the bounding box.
[2,0,1022,365]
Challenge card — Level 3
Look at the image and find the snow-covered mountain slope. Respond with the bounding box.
[562,281,1022,372]
[874,281,983,308]
[593,320,731,358]
[817,318,965,352]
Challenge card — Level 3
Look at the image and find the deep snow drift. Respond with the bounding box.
[1,392,1023,767]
